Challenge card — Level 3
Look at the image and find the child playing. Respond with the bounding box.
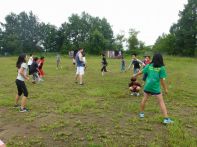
[14,53,29,112]
[56,53,62,69]
[142,55,151,81]
[101,53,108,76]
[120,56,126,72]
[128,77,141,96]
[82,51,87,70]
[128,53,143,74]
[30,57,40,84]
[38,56,45,80]
[27,53,33,75]
[133,53,173,124]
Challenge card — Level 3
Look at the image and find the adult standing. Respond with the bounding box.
[75,48,85,85]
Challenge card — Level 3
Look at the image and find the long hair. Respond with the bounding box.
[151,53,164,68]
[16,53,26,69]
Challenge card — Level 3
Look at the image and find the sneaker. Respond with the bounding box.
[163,118,174,124]
[139,112,144,118]
[136,93,140,96]
[13,104,20,108]
[19,107,29,112]
[130,92,134,96]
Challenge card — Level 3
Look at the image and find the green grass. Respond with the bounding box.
[0,55,197,146]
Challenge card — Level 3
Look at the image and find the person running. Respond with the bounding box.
[120,56,126,72]
[27,53,33,75]
[75,48,85,85]
[38,56,45,80]
[133,53,173,124]
[128,53,143,74]
[14,53,29,112]
[101,53,108,76]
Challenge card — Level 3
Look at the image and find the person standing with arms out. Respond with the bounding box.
[101,53,108,76]
[120,56,126,72]
[14,53,29,112]
[75,48,85,85]
[128,53,143,74]
[133,53,173,124]
[27,53,33,75]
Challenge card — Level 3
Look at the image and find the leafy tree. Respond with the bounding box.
[170,0,197,56]
[153,33,176,54]
[89,29,106,54]
[128,29,139,51]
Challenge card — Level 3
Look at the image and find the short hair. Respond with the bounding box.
[131,77,136,82]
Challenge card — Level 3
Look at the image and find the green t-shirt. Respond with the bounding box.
[142,64,167,93]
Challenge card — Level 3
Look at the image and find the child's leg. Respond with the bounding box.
[21,96,27,109]
[15,94,20,105]
[136,86,141,92]
[21,82,28,109]
[156,94,168,118]
[140,92,149,112]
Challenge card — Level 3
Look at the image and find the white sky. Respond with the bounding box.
[0,0,188,45]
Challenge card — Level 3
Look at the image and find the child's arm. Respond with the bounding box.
[160,78,168,94]
[127,61,132,69]
[133,70,143,77]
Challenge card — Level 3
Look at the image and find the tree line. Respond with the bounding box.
[153,0,197,56]
[0,0,196,56]
[0,11,144,55]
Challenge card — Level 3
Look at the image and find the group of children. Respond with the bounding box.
[28,54,45,83]
[13,52,173,124]
[127,53,173,124]
[14,54,45,112]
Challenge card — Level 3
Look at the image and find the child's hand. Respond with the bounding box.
[164,89,168,94]
[26,77,30,81]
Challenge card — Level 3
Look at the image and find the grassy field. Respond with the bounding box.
[0,55,197,147]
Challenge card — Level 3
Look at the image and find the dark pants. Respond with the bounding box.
[101,65,107,72]
[28,65,31,75]
[15,79,28,97]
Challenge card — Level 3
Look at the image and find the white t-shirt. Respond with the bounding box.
[16,63,28,81]
[28,57,33,65]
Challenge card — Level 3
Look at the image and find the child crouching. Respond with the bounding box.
[129,77,141,96]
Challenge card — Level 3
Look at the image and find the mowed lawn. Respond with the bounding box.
[0,55,197,147]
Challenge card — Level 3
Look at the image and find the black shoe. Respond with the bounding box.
[13,104,20,108]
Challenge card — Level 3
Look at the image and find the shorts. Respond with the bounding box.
[76,66,84,75]
[144,90,160,95]
[16,79,28,97]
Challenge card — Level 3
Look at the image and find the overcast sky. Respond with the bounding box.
[0,0,188,45]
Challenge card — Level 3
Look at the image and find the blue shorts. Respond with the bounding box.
[144,90,160,95]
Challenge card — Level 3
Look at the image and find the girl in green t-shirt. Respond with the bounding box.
[134,53,173,124]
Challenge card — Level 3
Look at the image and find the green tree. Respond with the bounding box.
[128,29,139,52]
[89,29,106,54]
[153,33,176,54]
[170,0,197,56]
